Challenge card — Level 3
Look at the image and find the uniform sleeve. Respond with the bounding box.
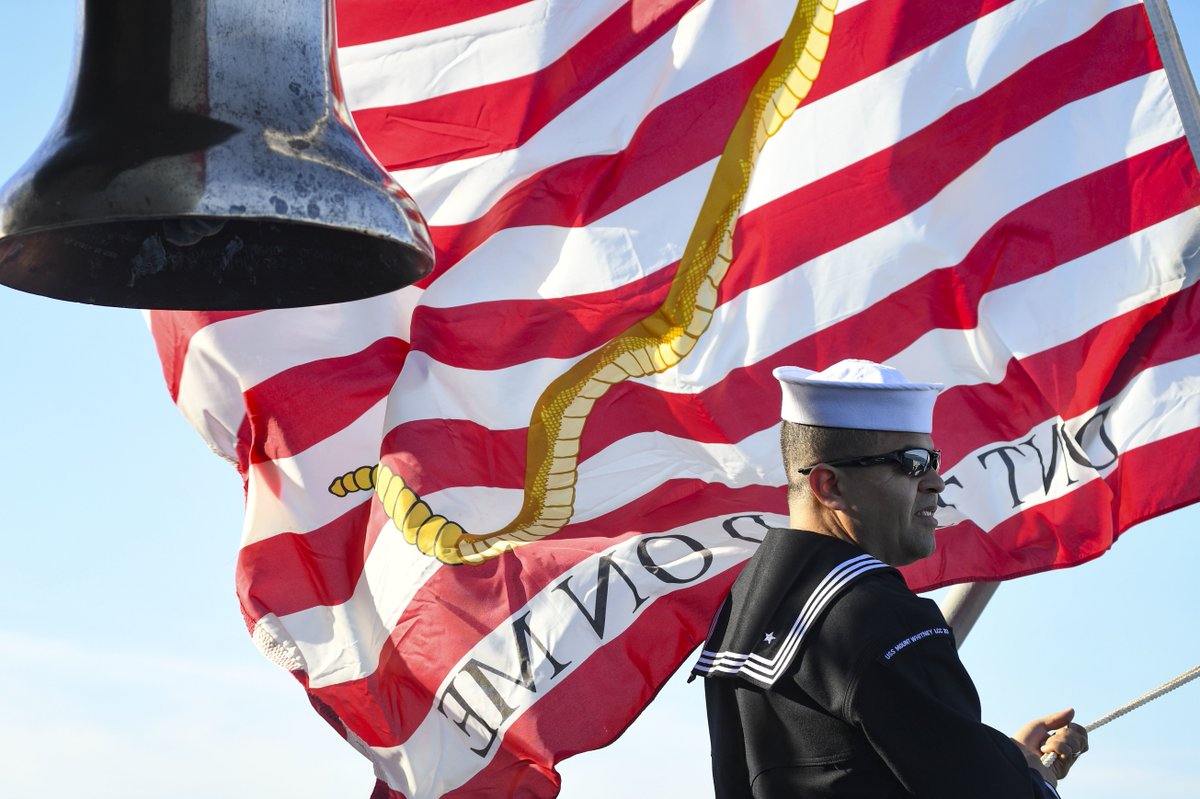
[842,622,1060,799]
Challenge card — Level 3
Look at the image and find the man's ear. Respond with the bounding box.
[807,465,847,510]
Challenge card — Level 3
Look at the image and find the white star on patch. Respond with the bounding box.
[763,632,776,644]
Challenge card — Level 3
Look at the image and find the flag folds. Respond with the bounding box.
[149,0,1200,796]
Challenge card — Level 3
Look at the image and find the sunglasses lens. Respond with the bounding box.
[901,449,933,476]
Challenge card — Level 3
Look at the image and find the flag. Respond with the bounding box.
[148,0,1200,796]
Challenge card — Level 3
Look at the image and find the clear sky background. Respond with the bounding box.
[0,3,1197,797]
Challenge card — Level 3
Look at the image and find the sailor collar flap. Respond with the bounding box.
[691,529,891,688]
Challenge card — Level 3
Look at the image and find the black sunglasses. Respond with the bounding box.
[798,447,941,478]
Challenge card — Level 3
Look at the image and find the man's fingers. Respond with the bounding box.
[1040,721,1088,780]
[1014,709,1082,763]
[1039,707,1076,730]
[1040,722,1088,755]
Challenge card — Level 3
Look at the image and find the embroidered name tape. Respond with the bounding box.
[881,626,952,662]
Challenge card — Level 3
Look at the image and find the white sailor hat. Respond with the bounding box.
[773,359,942,433]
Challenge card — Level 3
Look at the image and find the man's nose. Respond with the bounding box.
[921,469,946,493]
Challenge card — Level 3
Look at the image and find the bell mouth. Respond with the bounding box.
[0,217,431,310]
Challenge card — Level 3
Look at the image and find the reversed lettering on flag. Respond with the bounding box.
[935,354,1200,530]
[373,514,775,796]
[147,0,1200,795]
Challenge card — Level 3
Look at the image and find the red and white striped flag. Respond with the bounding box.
[149,0,1200,796]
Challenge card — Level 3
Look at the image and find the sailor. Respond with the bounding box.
[691,359,1088,798]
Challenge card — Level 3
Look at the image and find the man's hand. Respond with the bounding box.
[1012,708,1089,783]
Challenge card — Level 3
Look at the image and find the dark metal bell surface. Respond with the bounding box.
[0,0,434,310]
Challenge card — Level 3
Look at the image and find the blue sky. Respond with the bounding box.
[1,3,1197,797]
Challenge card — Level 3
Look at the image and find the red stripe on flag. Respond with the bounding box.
[724,3,1162,301]
[236,476,774,623]
[156,2,1167,472]
[415,46,771,286]
[614,272,1200,477]
[441,570,740,799]
[934,283,1200,468]
[352,0,704,170]
[415,124,1186,379]
[377,277,1200,503]
[417,3,1159,288]
[299,137,1194,526]
[308,481,783,749]
[904,424,1200,591]
[356,0,1022,174]
[335,0,529,46]
[380,140,1200,495]
[240,336,409,467]
[809,0,1022,104]
[369,781,404,799]
[147,310,258,401]
[380,420,527,493]
[410,267,671,370]
[594,143,1200,453]
[237,499,374,621]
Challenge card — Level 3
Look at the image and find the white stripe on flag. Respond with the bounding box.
[940,353,1200,531]
[417,160,711,307]
[745,0,1143,213]
[402,0,797,225]
[241,398,388,544]
[177,289,420,399]
[644,73,1186,392]
[414,0,1155,312]
[888,208,1200,391]
[338,0,631,109]
[285,425,786,686]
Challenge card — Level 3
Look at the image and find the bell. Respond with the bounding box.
[0,0,433,310]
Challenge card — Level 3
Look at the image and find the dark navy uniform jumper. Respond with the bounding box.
[693,528,1059,799]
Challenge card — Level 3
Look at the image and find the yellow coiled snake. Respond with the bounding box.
[330,0,837,564]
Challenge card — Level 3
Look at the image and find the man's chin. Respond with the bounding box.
[901,532,937,566]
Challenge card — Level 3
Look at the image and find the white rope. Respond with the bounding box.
[1041,663,1200,768]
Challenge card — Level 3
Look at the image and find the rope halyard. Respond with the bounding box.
[1041,663,1200,768]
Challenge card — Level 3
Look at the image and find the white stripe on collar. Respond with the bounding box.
[693,554,887,687]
